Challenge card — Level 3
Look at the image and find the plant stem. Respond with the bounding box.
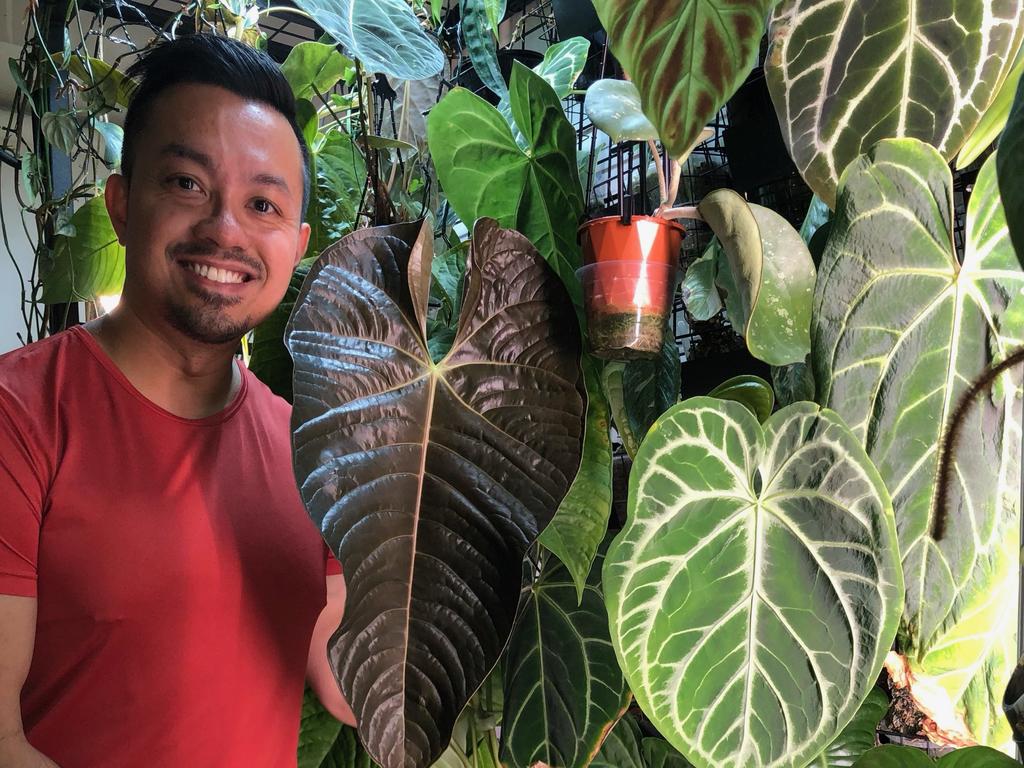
[647,139,667,210]
[659,205,702,222]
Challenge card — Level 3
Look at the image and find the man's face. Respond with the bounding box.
[106,83,310,346]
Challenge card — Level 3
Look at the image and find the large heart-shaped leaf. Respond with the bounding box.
[290,0,444,81]
[766,0,1024,207]
[499,543,630,768]
[813,139,1023,746]
[42,194,125,302]
[999,68,1024,265]
[591,0,774,160]
[698,189,816,366]
[428,63,585,305]
[604,398,903,768]
[807,688,889,768]
[601,337,680,459]
[287,219,585,768]
[538,355,614,600]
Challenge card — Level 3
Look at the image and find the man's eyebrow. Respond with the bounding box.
[160,142,213,168]
[251,173,291,193]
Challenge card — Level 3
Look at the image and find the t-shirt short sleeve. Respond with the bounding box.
[0,392,47,597]
[325,543,342,576]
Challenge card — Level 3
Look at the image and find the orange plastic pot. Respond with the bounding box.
[577,215,685,360]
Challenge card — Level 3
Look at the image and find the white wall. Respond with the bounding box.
[0,105,38,354]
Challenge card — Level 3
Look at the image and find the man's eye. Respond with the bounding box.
[175,176,197,191]
[253,199,275,214]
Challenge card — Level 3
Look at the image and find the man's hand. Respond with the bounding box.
[306,574,356,726]
[0,595,60,767]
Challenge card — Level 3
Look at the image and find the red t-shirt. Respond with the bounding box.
[0,326,335,767]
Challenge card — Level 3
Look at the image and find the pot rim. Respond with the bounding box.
[577,214,686,236]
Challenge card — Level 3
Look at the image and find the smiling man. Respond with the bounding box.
[0,35,352,767]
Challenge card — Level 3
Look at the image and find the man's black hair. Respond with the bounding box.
[121,34,311,220]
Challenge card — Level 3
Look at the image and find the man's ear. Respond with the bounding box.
[105,173,129,245]
[295,221,311,268]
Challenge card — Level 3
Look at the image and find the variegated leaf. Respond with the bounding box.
[591,0,775,160]
[604,398,903,768]
[813,138,1023,746]
[766,0,1024,207]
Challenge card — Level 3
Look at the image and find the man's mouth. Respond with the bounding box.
[180,261,254,285]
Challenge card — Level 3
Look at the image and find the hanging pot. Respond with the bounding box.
[577,215,684,361]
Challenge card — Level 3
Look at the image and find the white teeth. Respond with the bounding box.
[187,262,246,284]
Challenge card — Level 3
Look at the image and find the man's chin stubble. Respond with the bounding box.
[167,298,256,346]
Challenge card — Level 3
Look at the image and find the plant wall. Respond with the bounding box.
[14,0,1024,766]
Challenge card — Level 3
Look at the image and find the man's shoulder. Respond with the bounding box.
[0,328,87,401]
[240,366,293,424]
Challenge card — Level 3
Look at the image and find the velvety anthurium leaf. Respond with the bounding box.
[287,218,585,768]
[590,714,645,768]
[813,140,1024,747]
[282,41,350,100]
[538,355,613,601]
[852,745,1020,767]
[462,0,506,98]
[766,0,1024,207]
[604,398,903,768]
[583,79,658,144]
[499,542,630,768]
[600,336,680,460]
[771,357,815,409]
[958,41,1024,169]
[708,374,773,422]
[290,0,444,81]
[249,258,314,402]
[999,66,1024,265]
[428,63,585,306]
[807,687,889,768]
[698,189,816,366]
[42,194,124,302]
[592,0,774,161]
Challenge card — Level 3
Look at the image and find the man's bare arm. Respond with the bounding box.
[306,574,356,727]
[0,595,59,767]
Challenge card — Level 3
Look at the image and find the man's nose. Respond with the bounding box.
[193,198,247,249]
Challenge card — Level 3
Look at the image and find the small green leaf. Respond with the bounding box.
[296,98,319,147]
[282,41,350,100]
[483,0,505,35]
[540,355,613,600]
[852,746,934,767]
[92,120,123,166]
[298,687,344,768]
[41,109,79,156]
[583,79,658,143]
[699,189,816,366]
[708,374,773,422]
[361,135,418,155]
[642,738,696,768]
[681,240,723,321]
[937,747,1021,767]
[18,152,42,205]
[533,37,590,100]
[8,58,35,114]
[601,336,679,459]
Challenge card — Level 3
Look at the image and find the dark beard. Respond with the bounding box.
[166,242,263,345]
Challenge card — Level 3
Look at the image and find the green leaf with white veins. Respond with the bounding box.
[765,0,1024,208]
[592,0,774,161]
[813,139,1023,747]
[698,189,816,366]
[428,63,585,307]
[583,80,658,144]
[499,543,630,768]
[604,398,903,768]
[290,0,444,81]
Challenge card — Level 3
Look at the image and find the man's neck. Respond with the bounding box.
[84,306,242,420]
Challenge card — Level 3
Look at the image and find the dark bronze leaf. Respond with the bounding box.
[287,218,585,768]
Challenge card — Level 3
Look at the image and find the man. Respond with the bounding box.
[0,34,353,767]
